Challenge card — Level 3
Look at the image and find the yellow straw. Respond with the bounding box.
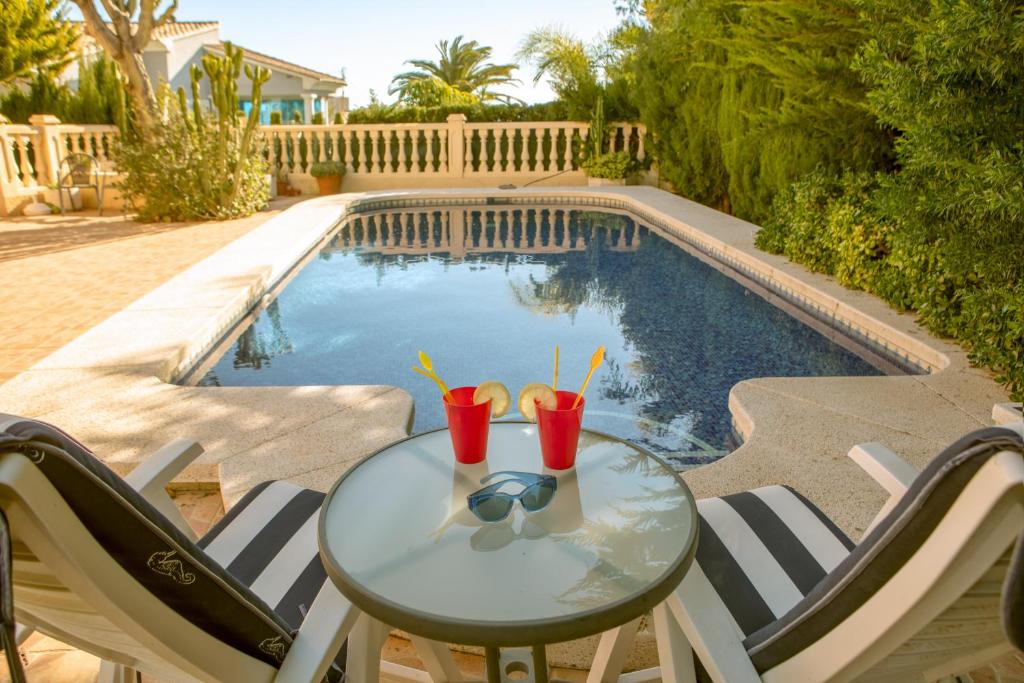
[553,345,560,392]
[412,351,454,402]
[571,346,605,409]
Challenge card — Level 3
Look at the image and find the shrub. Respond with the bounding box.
[347,100,569,125]
[582,151,634,179]
[311,112,324,124]
[333,112,343,124]
[760,170,1023,400]
[269,111,282,125]
[115,44,270,222]
[309,161,345,178]
[291,110,302,123]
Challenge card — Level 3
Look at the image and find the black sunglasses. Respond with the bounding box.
[467,471,557,523]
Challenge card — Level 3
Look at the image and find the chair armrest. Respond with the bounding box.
[275,581,360,683]
[847,442,919,497]
[848,442,920,534]
[125,439,204,541]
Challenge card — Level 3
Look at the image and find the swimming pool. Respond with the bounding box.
[195,204,888,467]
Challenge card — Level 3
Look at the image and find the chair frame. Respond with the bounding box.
[587,423,1024,683]
[57,152,104,216]
[2,422,469,683]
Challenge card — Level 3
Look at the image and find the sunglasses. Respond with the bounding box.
[467,471,557,523]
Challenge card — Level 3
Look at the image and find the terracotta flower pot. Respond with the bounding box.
[316,175,343,195]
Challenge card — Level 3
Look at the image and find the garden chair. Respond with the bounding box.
[57,152,104,215]
[0,413,360,683]
[590,423,1024,683]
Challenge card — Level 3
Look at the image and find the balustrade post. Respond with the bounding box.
[446,114,466,179]
[28,114,62,185]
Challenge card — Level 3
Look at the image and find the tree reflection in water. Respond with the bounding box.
[232,300,294,370]
[553,451,691,610]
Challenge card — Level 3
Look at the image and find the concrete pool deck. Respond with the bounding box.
[0,186,1011,525]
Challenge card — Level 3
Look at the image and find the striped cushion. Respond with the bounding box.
[694,485,855,638]
[199,480,346,678]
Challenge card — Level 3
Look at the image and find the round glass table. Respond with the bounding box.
[318,422,698,681]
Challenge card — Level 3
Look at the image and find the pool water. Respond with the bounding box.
[197,206,885,467]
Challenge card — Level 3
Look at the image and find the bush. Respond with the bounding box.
[760,171,891,291]
[333,112,343,124]
[582,151,634,179]
[269,111,282,125]
[309,161,345,178]
[116,45,270,222]
[311,112,324,124]
[759,170,1023,400]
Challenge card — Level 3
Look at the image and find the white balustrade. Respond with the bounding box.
[1,114,646,215]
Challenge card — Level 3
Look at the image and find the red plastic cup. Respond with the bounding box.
[535,390,585,470]
[443,386,491,464]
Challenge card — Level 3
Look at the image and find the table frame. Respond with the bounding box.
[317,423,700,682]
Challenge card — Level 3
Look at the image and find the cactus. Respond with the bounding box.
[589,95,606,159]
[175,42,271,209]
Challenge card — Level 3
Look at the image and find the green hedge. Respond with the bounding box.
[759,171,1023,400]
[347,101,571,124]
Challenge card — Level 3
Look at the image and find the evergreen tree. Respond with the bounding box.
[628,0,893,221]
[0,0,77,86]
[629,0,733,210]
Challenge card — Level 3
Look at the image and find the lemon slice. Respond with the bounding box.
[517,383,557,422]
[474,381,511,418]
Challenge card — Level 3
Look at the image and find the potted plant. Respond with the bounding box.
[583,151,635,186]
[310,161,345,195]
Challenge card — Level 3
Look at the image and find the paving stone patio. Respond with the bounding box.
[0,198,304,385]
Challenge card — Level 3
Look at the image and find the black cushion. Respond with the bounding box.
[0,416,344,680]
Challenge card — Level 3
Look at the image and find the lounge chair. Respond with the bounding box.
[590,423,1024,683]
[0,413,360,682]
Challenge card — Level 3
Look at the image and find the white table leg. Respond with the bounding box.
[409,635,464,682]
[653,602,697,683]
[587,617,642,683]
[346,614,392,683]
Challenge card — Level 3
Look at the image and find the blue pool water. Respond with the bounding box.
[197,206,886,467]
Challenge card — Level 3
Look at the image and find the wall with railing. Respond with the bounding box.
[0,113,647,215]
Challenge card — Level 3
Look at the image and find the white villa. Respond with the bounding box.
[68,20,348,123]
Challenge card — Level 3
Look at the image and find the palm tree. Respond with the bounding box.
[517,27,604,118]
[389,36,521,105]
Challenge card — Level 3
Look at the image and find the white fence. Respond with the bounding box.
[0,114,647,215]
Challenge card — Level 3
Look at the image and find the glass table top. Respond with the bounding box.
[318,422,698,645]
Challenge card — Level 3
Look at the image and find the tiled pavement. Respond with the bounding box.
[0,198,303,385]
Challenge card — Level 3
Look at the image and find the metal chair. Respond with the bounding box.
[57,153,104,216]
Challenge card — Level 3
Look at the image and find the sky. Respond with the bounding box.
[67,0,624,108]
